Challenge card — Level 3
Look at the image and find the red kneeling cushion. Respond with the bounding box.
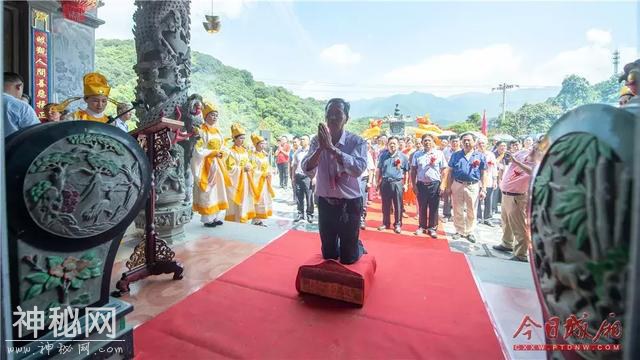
[295,254,377,306]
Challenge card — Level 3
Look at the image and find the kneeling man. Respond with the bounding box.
[302,98,368,264]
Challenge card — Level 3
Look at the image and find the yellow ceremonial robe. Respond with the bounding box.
[251,151,274,219]
[73,109,109,123]
[225,145,256,223]
[191,124,231,221]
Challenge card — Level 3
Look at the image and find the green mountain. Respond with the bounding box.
[96,39,325,141]
[349,88,561,125]
[97,39,620,140]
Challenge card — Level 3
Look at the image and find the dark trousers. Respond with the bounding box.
[443,193,452,218]
[359,175,369,222]
[318,197,366,264]
[477,187,495,221]
[381,179,403,228]
[492,188,501,213]
[295,174,314,216]
[277,162,288,188]
[416,181,440,230]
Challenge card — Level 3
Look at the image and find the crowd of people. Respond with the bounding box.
[1,68,551,264]
[268,106,544,263]
[362,131,542,262]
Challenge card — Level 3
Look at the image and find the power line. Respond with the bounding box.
[259,79,557,89]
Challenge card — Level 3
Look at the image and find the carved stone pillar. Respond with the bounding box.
[131,0,195,242]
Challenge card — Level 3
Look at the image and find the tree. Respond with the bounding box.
[550,75,598,110]
[494,103,563,137]
[446,112,482,134]
[592,75,619,105]
[466,113,482,127]
[447,121,479,134]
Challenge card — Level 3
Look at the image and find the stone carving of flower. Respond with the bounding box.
[48,256,91,281]
[22,252,103,304]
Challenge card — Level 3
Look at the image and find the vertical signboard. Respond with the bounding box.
[32,10,50,119]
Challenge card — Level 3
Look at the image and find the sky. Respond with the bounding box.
[96,0,640,100]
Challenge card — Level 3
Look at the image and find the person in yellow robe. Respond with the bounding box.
[191,101,232,227]
[225,124,257,223]
[250,134,275,226]
[73,72,111,122]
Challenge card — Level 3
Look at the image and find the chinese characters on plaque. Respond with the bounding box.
[33,30,49,119]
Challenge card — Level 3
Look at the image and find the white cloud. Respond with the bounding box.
[320,44,362,66]
[379,28,638,98]
[586,28,612,46]
[381,44,523,96]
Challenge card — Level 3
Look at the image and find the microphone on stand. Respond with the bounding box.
[108,100,147,124]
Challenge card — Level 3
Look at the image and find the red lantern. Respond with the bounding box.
[60,0,97,23]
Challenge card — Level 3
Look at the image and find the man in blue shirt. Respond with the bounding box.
[445,132,488,243]
[376,137,409,234]
[411,134,447,238]
[3,72,40,137]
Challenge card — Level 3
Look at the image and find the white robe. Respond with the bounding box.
[251,151,274,219]
[191,124,231,222]
[224,145,256,223]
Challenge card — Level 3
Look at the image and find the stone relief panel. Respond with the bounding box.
[50,14,95,111]
[531,132,629,357]
[24,134,143,238]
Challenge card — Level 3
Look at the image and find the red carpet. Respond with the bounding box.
[134,229,503,359]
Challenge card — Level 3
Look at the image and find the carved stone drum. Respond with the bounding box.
[530,104,634,359]
[5,121,151,358]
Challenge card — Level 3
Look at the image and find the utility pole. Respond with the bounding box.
[492,83,519,124]
[613,50,620,76]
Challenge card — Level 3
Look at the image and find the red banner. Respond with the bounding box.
[33,30,49,119]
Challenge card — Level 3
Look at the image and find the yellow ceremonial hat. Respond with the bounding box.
[251,133,265,147]
[231,123,246,138]
[620,85,634,97]
[203,101,217,118]
[83,72,110,97]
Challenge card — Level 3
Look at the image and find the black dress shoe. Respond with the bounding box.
[492,244,513,252]
[509,255,528,262]
[214,220,223,226]
[204,222,217,228]
[466,234,477,243]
